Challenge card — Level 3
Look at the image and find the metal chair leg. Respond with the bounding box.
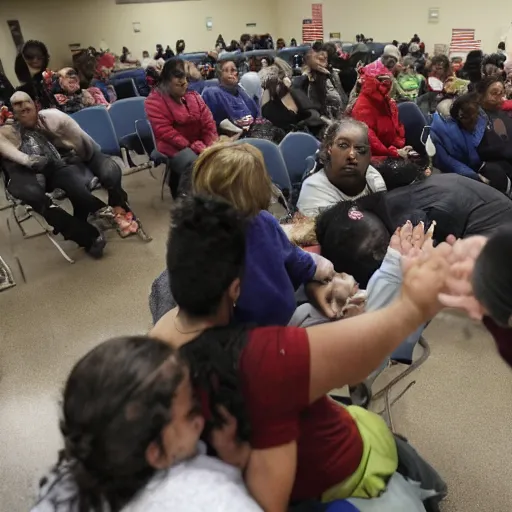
[9,205,75,264]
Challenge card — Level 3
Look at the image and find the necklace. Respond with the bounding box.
[173,309,205,335]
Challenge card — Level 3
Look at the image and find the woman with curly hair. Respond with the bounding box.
[297,118,387,217]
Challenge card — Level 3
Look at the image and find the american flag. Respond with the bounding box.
[302,3,324,43]
[449,29,481,52]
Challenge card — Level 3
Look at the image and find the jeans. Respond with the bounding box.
[7,163,104,249]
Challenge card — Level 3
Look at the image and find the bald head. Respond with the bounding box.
[10,91,38,128]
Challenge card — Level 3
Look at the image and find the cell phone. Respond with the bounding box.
[408,150,420,157]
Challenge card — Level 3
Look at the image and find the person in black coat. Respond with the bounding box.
[14,40,54,109]
[316,173,512,287]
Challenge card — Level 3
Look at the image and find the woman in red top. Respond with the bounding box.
[151,195,448,511]
[145,59,217,157]
[351,68,410,160]
[145,59,218,196]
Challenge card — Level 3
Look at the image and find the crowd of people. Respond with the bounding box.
[1,29,512,512]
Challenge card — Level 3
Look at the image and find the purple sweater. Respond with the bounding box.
[235,211,316,326]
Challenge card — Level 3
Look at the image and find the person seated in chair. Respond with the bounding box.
[476,76,512,165]
[14,40,55,110]
[292,48,347,128]
[394,56,425,102]
[0,93,126,257]
[259,58,325,136]
[297,118,387,217]
[431,93,512,196]
[202,60,259,135]
[49,67,109,114]
[145,59,218,197]
[351,68,410,160]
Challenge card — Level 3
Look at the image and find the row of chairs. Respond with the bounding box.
[70,96,322,200]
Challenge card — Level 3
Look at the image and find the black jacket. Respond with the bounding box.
[368,174,512,241]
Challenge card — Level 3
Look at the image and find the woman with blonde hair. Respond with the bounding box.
[192,142,335,325]
[149,142,335,326]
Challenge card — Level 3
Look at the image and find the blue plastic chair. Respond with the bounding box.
[235,138,291,193]
[398,102,428,155]
[135,119,170,198]
[108,97,147,142]
[202,78,219,89]
[277,45,311,64]
[179,52,208,64]
[279,132,320,184]
[72,106,121,156]
[113,78,139,99]
[110,68,150,96]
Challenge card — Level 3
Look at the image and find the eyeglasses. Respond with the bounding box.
[223,68,238,73]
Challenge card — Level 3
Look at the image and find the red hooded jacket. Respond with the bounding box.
[350,70,405,159]
[145,89,217,157]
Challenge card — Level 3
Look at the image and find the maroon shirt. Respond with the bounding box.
[240,326,364,501]
[483,317,512,368]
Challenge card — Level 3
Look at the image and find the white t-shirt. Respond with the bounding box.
[122,453,263,512]
[297,166,387,217]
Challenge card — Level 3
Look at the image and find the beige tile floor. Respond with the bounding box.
[1,170,511,511]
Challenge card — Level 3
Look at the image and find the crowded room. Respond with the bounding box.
[2,1,512,511]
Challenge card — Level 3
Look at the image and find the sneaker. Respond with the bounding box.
[86,235,106,259]
[87,206,116,232]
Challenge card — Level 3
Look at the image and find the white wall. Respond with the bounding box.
[0,0,276,85]
[276,0,512,54]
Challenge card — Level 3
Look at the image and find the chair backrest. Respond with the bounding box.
[110,68,150,97]
[235,138,291,193]
[277,45,311,64]
[398,102,428,155]
[135,118,156,156]
[239,72,262,105]
[113,78,139,100]
[71,106,121,156]
[203,78,219,89]
[279,132,320,184]
[108,97,147,140]
[179,52,208,64]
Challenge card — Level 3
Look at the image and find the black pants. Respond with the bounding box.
[85,149,129,209]
[480,161,512,196]
[8,164,104,249]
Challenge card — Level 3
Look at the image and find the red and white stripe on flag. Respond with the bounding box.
[450,29,481,52]
[302,3,324,43]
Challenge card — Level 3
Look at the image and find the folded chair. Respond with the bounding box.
[135,118,169,199]
[397,102,428,155]
[1,166,75,265]
[107,98,152,174]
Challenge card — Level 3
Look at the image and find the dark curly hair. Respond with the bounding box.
[167,195,247,318]
[59,336,186,511]
[475,74,505,97]
[318,117,369,165]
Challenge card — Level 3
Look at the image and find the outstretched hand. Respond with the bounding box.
[437,236,488,320]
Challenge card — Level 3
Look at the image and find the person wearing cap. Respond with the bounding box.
[364,44,401,76]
